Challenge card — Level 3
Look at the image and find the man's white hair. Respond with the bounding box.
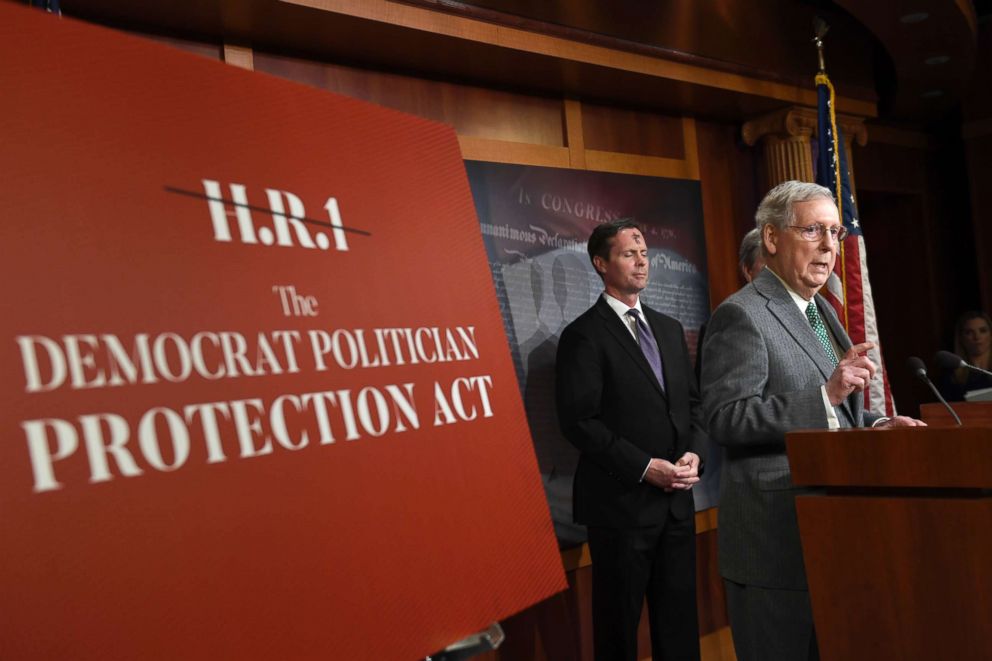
[755,181,835,256]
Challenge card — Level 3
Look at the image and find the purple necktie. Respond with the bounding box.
[627,309,665,391]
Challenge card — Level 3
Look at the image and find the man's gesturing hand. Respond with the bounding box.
[826,341,877,406]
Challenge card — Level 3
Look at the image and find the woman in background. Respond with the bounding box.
[938,310,992,401]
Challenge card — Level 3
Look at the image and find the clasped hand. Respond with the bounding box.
[644,452,700,492]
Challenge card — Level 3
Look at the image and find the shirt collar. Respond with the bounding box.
[602,292,643,318]
[765,266,815,313]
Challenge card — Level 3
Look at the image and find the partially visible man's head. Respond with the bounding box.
[755,181,839,299]
[738,227,766,283]
[588,218,649,300]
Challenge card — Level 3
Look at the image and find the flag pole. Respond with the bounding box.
[813,17,829,73]
[812,19,849,329]
[811,17,897,416]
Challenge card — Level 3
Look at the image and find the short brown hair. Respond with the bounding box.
[587,219,641,271]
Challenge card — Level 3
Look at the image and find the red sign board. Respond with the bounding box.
[0,5,565,659]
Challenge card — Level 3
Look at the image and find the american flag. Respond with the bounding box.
[814,72,896,416]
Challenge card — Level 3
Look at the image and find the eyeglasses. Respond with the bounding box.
[788,224,848,243]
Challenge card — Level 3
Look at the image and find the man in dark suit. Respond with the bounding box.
[701,181,924,661]
[556,219,708,661]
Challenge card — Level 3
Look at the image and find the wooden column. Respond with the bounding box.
[742,106,866,193]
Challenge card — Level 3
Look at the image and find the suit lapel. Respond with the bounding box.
[755,272,836,381]
[594,297,667,398]
[754,271,859,424]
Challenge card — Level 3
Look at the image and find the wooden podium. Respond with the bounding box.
[921,400,992,427]
[786,403,992,661]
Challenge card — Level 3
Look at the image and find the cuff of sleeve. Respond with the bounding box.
[820,386,840,430]
[872,416,891,428]
[639,459,651,482]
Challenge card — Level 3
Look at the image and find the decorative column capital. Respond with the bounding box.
[742,107,815,146]
[742,106,868,147]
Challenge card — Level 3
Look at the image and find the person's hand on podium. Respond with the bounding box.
[873,415,927,428]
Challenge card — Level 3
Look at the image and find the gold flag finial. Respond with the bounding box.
[812,16,829,73]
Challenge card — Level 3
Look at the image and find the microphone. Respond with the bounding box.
[908,356,961,426]
[935,350,992,378]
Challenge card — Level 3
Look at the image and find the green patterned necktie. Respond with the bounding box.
[806,301,838,366]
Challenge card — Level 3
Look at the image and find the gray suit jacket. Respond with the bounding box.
[701,268,878,590]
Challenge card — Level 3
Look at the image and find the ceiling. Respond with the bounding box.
[408,0,979,123]
[56,0,981,125]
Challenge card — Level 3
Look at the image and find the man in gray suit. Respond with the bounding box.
[700,181,923,661]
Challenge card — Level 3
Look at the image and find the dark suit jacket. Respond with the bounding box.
[555,295,708,528]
